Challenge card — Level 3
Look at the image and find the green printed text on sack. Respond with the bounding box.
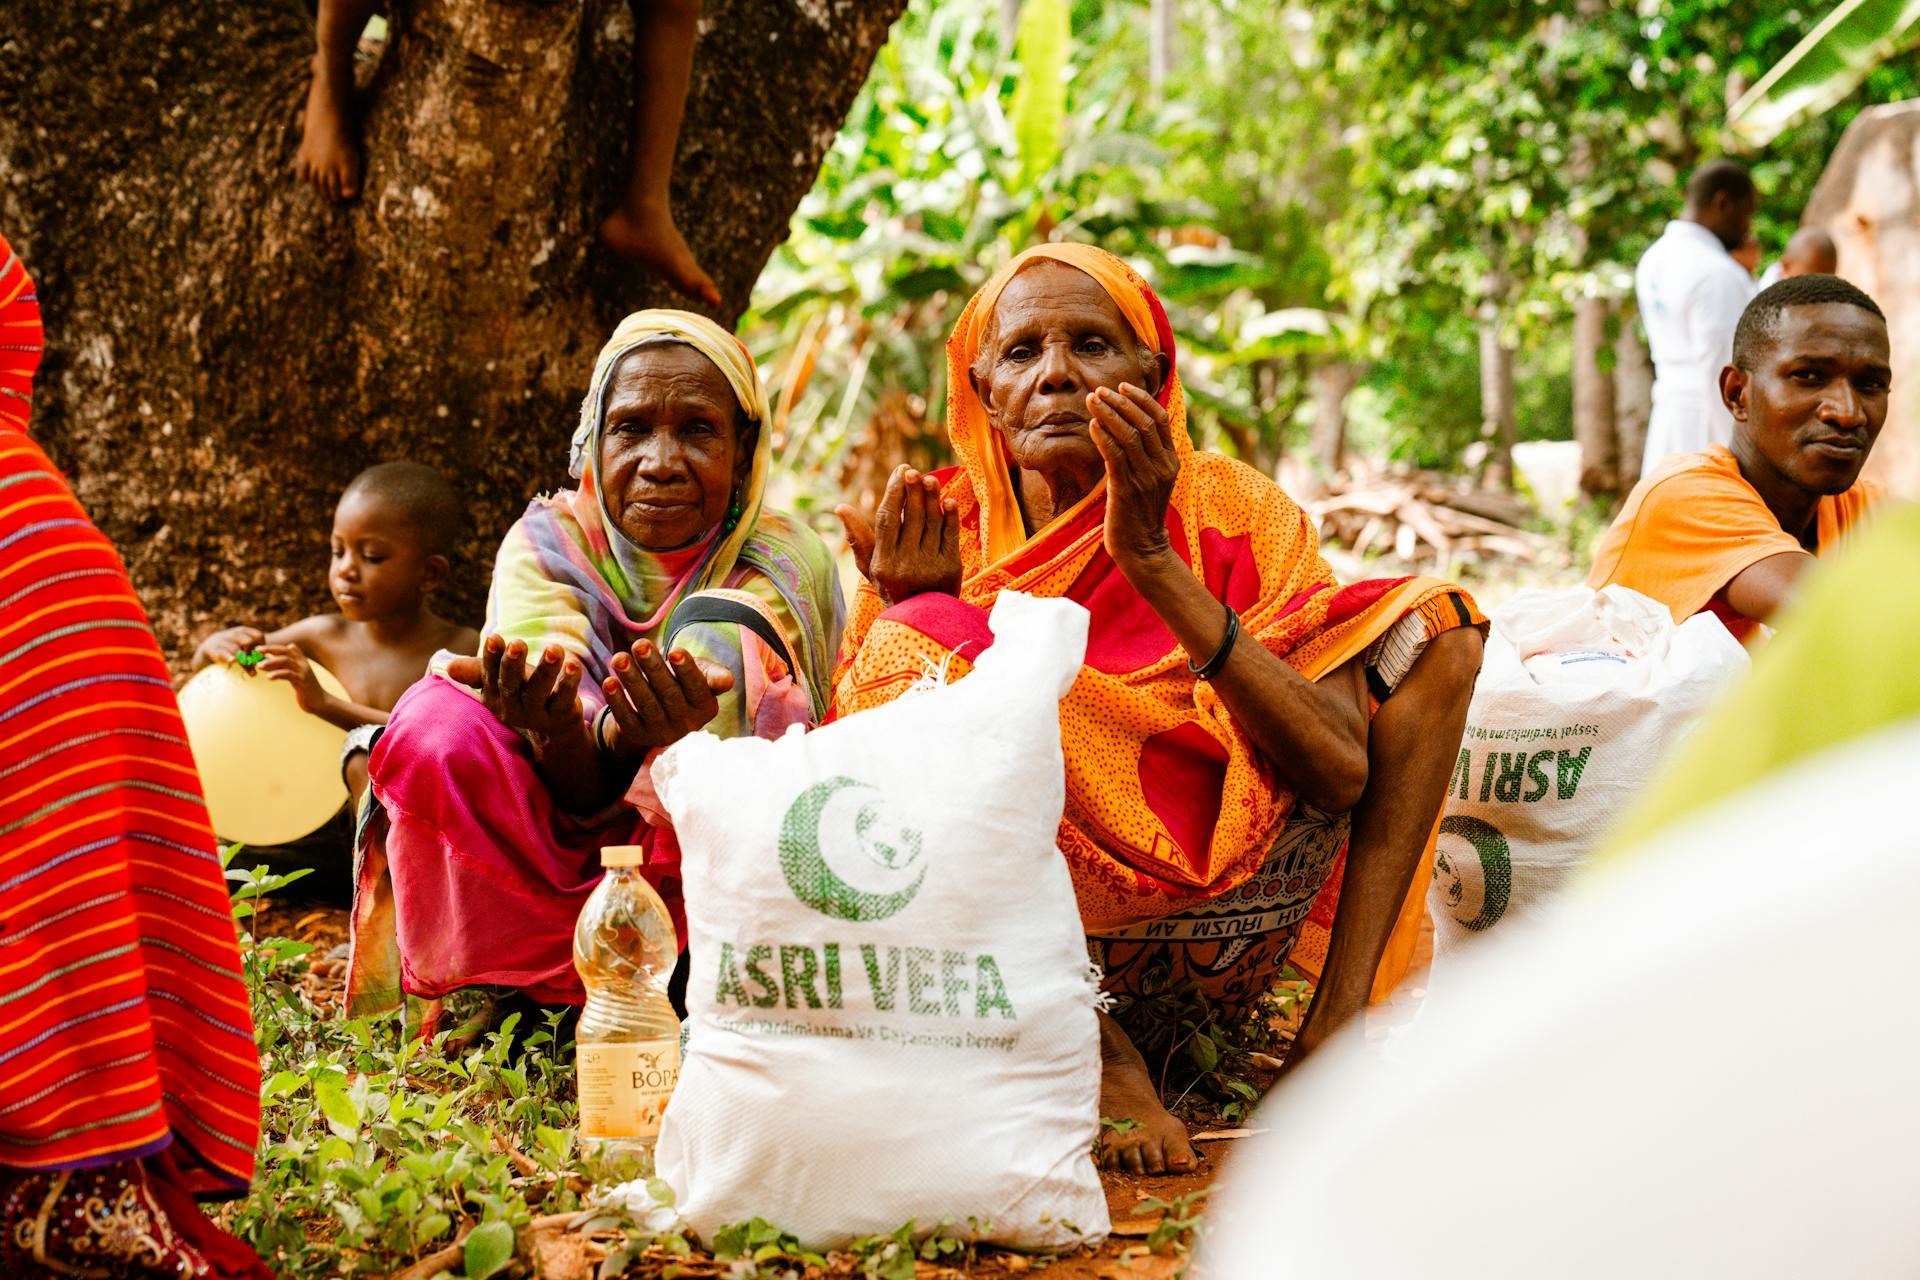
[1448,745,1592,804]
[712,941,1018,1020]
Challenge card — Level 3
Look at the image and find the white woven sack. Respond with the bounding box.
[652,591,1109,1252]
[1430,585,1748,958]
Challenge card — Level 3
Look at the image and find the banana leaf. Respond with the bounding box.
[884,263,968,301]
[1009,0,1070,184]
[1150,245,1283,301]
[1728,0,1920,145]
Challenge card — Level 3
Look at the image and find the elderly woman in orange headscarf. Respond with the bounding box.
[831,244,1485,1176]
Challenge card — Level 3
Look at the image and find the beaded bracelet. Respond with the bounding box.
[1188,605,1240,681]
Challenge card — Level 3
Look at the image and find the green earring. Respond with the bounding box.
[724,491,743,532]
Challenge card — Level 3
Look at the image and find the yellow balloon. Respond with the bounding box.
[178,660,353,846]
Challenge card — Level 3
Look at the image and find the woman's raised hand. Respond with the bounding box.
[448,635,586,742]
[835,465,964,606]
[601,640,735,758]
[1088,382,1180,573]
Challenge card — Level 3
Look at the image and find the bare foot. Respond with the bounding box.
[297,58,362,203]
[599,200,722,306]
[1096,1011,1198,1176]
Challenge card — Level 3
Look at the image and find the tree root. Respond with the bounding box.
[388,1213,580,1280]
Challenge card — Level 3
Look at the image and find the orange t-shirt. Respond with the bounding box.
[1587,445,1879,644]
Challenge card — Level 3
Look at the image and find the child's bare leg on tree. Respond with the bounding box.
[597,0,721,305]
[297,0,381,202]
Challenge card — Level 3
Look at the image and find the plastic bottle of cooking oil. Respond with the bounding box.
[573,844,680,1170]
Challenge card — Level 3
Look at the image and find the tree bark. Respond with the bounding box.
[1565,123,1618,501]
[0,0,903,658]
[1477,304,1516,491]
[1613,303,1653,492]
[1311,359,1355,481]
[1149,0,1179,94]
[1804,100,1920,497]
[1002,0,1024,46]
[1571,296,1618,498]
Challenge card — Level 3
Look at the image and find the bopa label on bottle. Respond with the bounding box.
[577,1039,681,1140]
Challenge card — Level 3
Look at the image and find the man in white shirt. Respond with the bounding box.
[1636,159,1758,471]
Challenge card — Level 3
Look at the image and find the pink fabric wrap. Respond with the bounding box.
[368,677,686,1005]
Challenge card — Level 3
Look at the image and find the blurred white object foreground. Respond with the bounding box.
[1206,716,1920,1279]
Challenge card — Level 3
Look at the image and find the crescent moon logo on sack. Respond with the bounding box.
[778,776,927,922]
[1435,814,1513,932]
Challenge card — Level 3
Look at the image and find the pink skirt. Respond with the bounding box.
[352,676,683,1008]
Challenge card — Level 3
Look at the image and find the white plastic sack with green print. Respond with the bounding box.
[1430,585,1747,963]
[651,591,1108,1252]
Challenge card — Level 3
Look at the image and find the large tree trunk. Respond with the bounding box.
[1571,296,1619,498]
[1613,303,1653,492]
[1311,359,1356,482]
[1477,303,1516,491]
[1564,124,1619,503]
[1804,100,1920,498]
[1149,0,1179,94]
[0,0,903,658]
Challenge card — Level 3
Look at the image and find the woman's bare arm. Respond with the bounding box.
[1120,552,1370,811]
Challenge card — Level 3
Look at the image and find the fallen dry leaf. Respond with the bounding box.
[1133,1188,1209,1213]
[1094,1252,1184,1279]
[1189,1128,1265,1142]
[522,1220,597,1280]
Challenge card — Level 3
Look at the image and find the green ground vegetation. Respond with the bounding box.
[225,856,1213,1278]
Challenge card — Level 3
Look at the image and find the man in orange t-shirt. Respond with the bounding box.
[1590,274,1889,643]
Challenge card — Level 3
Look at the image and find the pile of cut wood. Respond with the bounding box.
[1291,462,1549,571]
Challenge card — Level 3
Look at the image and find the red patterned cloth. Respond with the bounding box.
[0,234,265,1275]
[2,1154,267,1279]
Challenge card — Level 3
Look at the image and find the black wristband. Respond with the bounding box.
[1187,605,1240,680]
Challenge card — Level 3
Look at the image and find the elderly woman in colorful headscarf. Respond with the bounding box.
[831,245,1485,1176]
[350,311,843,1019]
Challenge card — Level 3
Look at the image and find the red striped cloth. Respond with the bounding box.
[0,236,260,1198]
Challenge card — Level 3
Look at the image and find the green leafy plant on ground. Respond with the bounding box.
[1103,964,1310,1134]
[709,1216,987,1280]
[1134,1187,1208,1259]
[222,858,1069,1278]
[222,854,665,1277]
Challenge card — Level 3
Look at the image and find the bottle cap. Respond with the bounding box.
[601,845,647,868]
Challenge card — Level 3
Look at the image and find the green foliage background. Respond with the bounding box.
[744,0,1920,493]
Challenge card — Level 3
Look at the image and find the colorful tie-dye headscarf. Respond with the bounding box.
[481,309,840,719]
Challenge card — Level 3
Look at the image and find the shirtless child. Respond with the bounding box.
[295,0,720,305]
[192,461,479,816]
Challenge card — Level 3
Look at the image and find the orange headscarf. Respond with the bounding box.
[948,242,1173,568]
[834,244,1475,929]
